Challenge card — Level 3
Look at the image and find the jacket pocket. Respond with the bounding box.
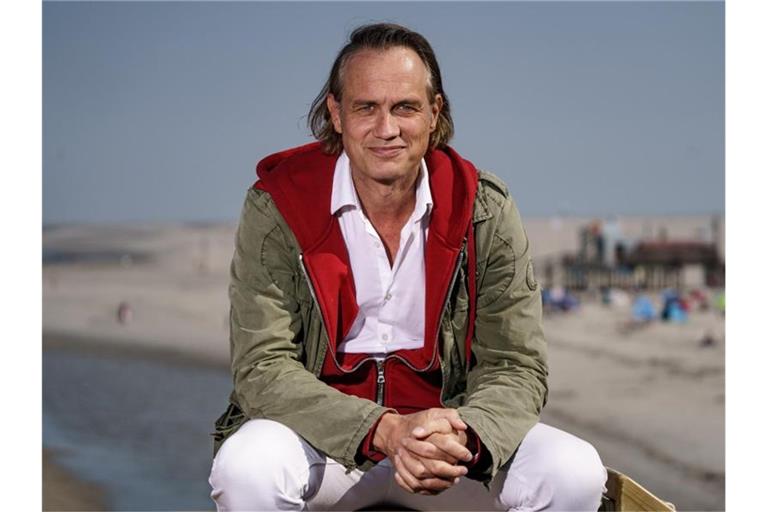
[450,267,470,351]
[450,266,469,314]
[295,274,312,305]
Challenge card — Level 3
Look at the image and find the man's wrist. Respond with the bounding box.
[372,411,399,454]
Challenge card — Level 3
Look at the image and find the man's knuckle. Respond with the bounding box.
[434,462,451,473]
[427,478,450,491]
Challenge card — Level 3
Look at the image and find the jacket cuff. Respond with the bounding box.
[462,428,482,467]
[463,427,493,478]
[357,412,391,463]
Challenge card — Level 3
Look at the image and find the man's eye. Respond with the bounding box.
[395,104,418,113]
[356,105,375,113]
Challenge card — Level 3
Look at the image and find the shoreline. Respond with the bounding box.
[43,330,229,372]
[43,448,108,511]
[42,333,228,512]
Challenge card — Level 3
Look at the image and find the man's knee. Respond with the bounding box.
[506,424,607,511]
[536,427,606,510]
[209,419,313,509]
[548,436,606,503]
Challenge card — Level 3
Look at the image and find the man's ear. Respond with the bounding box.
[430,94,444,132]
[327,94,342,134]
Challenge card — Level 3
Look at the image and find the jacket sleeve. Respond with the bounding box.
[229,187,392,469]
[457,190,549,484]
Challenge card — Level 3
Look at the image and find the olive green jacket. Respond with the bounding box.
[213,170,548,484]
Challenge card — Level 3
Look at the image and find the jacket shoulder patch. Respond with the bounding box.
[477,170,510,198]
[474,170,510,222]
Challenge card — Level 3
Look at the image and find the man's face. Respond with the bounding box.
[327,47,443,185]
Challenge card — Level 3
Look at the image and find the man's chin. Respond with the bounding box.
[368,162,417,183]
[348,153,419,183]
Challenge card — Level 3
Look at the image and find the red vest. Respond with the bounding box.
[254,142,477,414]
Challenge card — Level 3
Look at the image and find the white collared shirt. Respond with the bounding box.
[331,152,432,354]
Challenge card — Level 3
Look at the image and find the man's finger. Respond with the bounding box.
[400,472,456,495]
[411,418,454,438]
[420,457,468,480]
[431,408,467,431]
[416,476,457,494]
[444,415,467,432]
[394,453,457,494]
[397,449,432,480]
[427,433,474,462]
[401,437,460,464]
[393,454,431,494]
[402,437,452,461]
[399,448,466,480]
[412,409,467,438]
[393,467,417,494]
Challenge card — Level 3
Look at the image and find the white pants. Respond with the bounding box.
[209,420,607,511]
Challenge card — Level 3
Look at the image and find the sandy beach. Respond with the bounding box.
[43,448,107,511]
[42,216,725,510]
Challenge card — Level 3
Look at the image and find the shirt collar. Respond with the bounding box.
[330,151,433,223]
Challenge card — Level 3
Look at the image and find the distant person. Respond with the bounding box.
[209,23,606,511]
[116,301,132,325]
[632,294,656,323]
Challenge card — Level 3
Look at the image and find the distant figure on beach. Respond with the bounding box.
[699,330,716,348]
[116,301,132,325]
[209,23,606,511]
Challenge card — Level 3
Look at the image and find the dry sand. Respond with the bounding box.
[42,216,725,510]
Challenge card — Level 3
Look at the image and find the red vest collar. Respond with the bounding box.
[254,142,478,371]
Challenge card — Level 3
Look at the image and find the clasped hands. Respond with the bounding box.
[373,408,473,495]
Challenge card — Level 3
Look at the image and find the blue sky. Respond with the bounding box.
[42,1,724,223]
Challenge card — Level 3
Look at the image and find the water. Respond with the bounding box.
[43,346,232,510]
[42,249,152,265]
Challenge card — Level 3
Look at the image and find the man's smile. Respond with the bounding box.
[368,146,406,158]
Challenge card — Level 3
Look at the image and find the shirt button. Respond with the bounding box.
[385,293,392,301]
[374,242,381,248]
[382,334,389,341]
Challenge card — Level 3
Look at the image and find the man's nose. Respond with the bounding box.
[372,111,400,139]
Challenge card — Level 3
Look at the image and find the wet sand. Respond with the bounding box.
[43,342,230,510]
[42,219,725,510]
[44,449,107,511]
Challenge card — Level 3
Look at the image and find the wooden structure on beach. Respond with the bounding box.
[600,468,675,511]
[552,220,725,291]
